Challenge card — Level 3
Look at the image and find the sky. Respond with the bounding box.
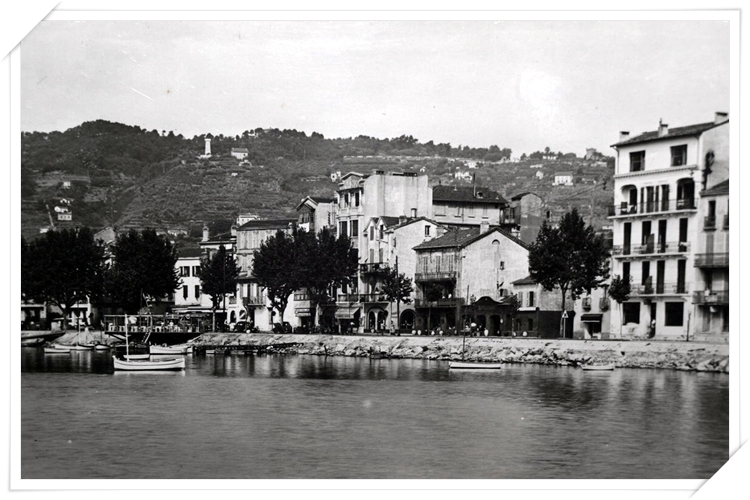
[20,19,730,156]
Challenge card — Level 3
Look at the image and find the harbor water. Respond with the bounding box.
[21,348,728,479]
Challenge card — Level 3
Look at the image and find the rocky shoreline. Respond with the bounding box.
[195,332,729,373]
[36,330,729,373]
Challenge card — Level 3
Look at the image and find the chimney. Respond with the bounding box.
[619,131,630,142]
[480,220,490,234]
[658,119,669,137]
[714,111,728,124]
[399,215,407,225]
[204,138,211,156]
[202,225,209,242]
[230,224,237,237]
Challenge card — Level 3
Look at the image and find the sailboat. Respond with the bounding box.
[449,308,501,370]
[113,315,185,371]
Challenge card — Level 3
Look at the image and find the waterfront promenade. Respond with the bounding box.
[34,329,729,373]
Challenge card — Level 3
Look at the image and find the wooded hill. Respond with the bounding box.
[20,120,614,240]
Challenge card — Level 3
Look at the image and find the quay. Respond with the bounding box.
[24,329,729,373]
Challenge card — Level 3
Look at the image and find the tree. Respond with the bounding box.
[198,245,240,331]
[528,208,610,312]
[296,227,358,327]
[22,228,105,330]
[252,230,300,323]
[608,275,631,339]
[506,294,520,333]
[106,229,180,313]
[380,264,414,331]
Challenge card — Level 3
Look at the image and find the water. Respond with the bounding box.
[21,348,728,479]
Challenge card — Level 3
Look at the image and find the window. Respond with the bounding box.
[455,204,461,216]
[528,291,535,307]
[339,221,348,238]
[370,226,375,240]
[665,302,684,326]
[180,266,190,277]
[192,266,200,277]
[622,262,631,284]
[379,226,384,240]
[354,192,360,207]
[351,220,359,237]
[378,248,384,263]
[195,285,200,299]
[630,151,645,172]
[467,205,475,217]
[435,204,446,216]
[183,285,188,300]
[670,145,687,167]
[622,302,640,324]
[344,193,350,206]
[425,225,431,236]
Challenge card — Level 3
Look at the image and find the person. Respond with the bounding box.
[650,318,656,337]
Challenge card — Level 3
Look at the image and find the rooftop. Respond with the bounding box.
[413,225,529,251]
[701,179,729,197]
[612,119,727,148]
[432,185,507,205]
[237,219,296,231]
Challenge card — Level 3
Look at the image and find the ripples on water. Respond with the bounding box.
[21,348,728,479]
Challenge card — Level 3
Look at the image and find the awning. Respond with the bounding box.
[580,313,603,323]
[295,308,312,317]
[335,308,360,319]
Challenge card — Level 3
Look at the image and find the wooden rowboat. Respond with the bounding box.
[94,344,111,351]
[113,355,185,371]
[44,346,72,354]
[123,353,150,360]
[581,364,616,371]
[149,345,188,355]
[70,344,94,351]
[449,361,503,370]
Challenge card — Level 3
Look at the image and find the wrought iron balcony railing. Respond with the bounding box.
[414,297,466,308]
[612,241,689,257]
[630,282,689,296]
[704,216,716,230]
[414,271,458,282]
[360,262,390,275]
[692,290,729,305]
[693,253,729,268]
[607,197,696,217]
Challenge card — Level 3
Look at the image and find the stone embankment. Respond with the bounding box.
[193,333,729,373]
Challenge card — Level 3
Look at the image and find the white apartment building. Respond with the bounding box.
[609,112,729,340]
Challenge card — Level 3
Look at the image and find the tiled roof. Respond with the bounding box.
[612,120,726,147]
[413,225,529,251]
[510,192,538,201]
[380,216,401,228]
[432,185,507,205]
[237,219,296,231]
[702,179,729,197]
[178,247,203,258]
[386,216,441,232]
[200,231,236,243]
[512,275,537,285]
[309,196,336,203]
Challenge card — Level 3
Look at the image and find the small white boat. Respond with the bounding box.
[50,344,73,352]
[70,344,94,351]
[44,346,72,354]
[123,353,150,360]
[449,361,503,370]
[581,364,616,371]
[94,344,111,351]
[205,349,216,354]
[113,355,185,371]
[150,345,188,355]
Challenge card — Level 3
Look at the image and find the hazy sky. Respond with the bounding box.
[20,20,730,156]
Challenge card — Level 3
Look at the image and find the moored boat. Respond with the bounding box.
[123,353,150,360]
[113,355,185,371]
[94,344,111,351]
[581,364,615,371]
[449,361,503,370]
[50,344,73,352]
[44,346,72,354]
[149,345,188,355]
[70,344,94,351]
[21,338,45,347]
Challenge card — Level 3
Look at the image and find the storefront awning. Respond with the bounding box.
[335,308,360,319]
[295,308,312,317]
[580,313,603,323]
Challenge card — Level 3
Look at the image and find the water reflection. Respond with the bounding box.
[21,350,728,479]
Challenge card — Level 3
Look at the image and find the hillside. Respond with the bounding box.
[20,120,615,240]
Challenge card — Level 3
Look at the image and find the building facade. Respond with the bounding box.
[608,112,729,340]
[431,184,508,227]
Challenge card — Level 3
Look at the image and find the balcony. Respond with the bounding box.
[704,216,716,230]
[242,295,266,306]
[293,292,310,301]
[337,293,361,303]
[613,241,689,258]
[692,290,729,305]
[359,293,389,303]
[607,197,696,218]
[414,297,465,308]
[414,271,458,282]
[693,253,729,268]
[630,282,689,296]
[360,262,390,275]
